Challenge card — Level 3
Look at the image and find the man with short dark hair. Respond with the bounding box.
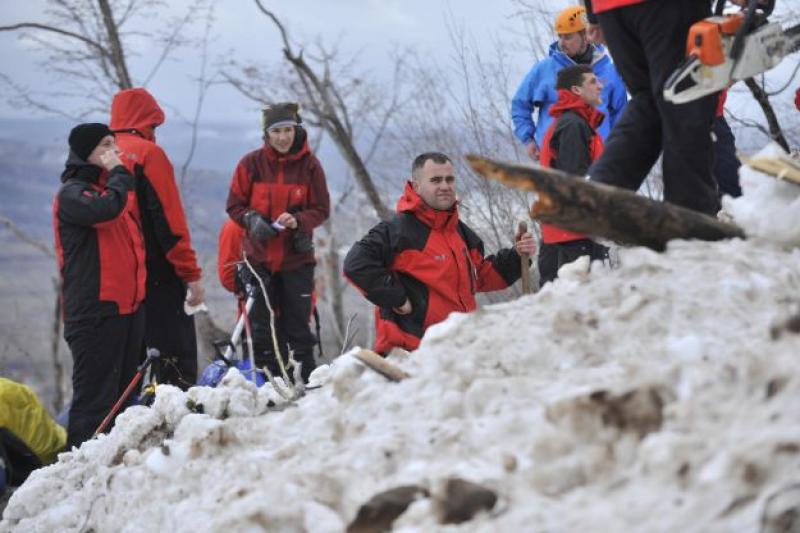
[511,5,627,160]
[537,64,610,284]
[344,153,536,354]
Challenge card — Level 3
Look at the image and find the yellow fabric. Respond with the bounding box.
[555,6,587,34]
[0,378,66,465]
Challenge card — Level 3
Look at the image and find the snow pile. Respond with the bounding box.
[2,167,800,532]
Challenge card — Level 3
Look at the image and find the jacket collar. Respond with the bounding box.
[548,89,605,130]
[548,41,609,68]
[396,181,459,231]
[60,150,106,184]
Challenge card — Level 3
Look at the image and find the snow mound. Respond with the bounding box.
[2,164,799,532]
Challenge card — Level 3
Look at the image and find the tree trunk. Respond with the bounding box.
[466,155,745,252]
[323,219,346,348]
[50,277,65,413]
[97,0,133,89]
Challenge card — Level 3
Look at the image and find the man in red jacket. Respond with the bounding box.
[583,0,720,216]
[227,103,330,382]
[110,88,205,389]
[344,153,536,355]
[54,123,146,448]
[538,64,610,284]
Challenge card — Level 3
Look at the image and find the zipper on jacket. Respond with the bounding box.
[463,247,476,294]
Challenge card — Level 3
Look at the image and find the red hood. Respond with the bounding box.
[549,89,605,131]
[396,181,459,230]
[110,88,165,141]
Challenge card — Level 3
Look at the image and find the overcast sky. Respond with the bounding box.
[1,0,798,172]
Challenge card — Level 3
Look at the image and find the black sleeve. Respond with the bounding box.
[552,120,594,177]
[57,165,134,227]
[343,220,409,309]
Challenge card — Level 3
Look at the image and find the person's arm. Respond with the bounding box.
[511,67,542,151]
[57,165,133,227]
[226,158,255,228]
[140,146,202,283]
[607,71,629,129]
[286,158,331,231]
[343,221,409,310]
[553,120,594,176]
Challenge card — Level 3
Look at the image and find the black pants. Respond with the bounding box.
[249,263,317,383]
[538,239,609,286]
[65,306,145,448]
[591,0,720,215]
[145,277,197,389]
[713,116,742,198]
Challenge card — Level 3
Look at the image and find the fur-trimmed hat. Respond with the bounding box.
[68,123,114,161]
[261,102,301,131]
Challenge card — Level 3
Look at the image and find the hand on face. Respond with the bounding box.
[88,135,122,170]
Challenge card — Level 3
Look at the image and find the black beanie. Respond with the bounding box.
[68,123,114,161]
[261,102,301,131]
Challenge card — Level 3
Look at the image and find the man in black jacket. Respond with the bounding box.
[54,123,147,448]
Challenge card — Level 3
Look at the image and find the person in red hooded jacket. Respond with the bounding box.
[110,88,205,389]
[344,152,537,355]
[54,123,146,448]
[226,103,330,383]
[538,64,610,284]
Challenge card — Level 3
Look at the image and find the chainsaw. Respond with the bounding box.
[664,0,800,104]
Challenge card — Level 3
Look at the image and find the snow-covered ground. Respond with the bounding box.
[2,146,800,532]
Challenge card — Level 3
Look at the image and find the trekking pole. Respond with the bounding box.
[518,221,531,295]
[94,348,160,436]
[224,294,255,362]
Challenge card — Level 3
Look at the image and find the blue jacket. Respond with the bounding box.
[511,42,628,148]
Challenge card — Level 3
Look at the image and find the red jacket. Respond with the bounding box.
[539,89,605,244]
[54,159,146,321]
[218,219,244,293]
[110,88,202,285]
[344,183,521,354]
[591,0,646,14]
[226,132,330,272]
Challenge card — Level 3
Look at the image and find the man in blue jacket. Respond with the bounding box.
[511,5,627,160]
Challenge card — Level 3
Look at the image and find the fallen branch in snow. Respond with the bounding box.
[353,349,410,382]
[466,155,745,251]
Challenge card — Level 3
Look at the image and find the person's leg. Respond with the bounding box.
[65,315,129,447]
[247,267,283,373]
[639,0,719,214]
[590,6,663,190]
[537,243,559,286]
[118,307,146,410]
[712,116,742,198]
[145,279,197,389]
[277,264,317,383]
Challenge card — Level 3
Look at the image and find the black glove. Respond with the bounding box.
[243,210,277,241]
[292,231,314,254]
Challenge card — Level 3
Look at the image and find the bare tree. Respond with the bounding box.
[0,213,66,413]
[0,0,209,117]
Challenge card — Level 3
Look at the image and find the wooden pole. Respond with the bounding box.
[517,221,531,295]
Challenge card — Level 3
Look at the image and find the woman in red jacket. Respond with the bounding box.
[226,103,330,383]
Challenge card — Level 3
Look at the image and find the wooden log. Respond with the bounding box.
[517,220,531,295]
[465,155,745,251]
[353,348,410,382]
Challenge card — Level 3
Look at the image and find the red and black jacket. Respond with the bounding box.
[110,88,202,286]
[344,183,522,354]
[539,89,605,244]
[53,155,146,321]
[585,0,648,21]
[226,128,330,272]
[217,219,244,293]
